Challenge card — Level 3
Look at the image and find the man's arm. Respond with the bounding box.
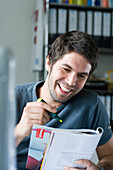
[97,136,113,169]
[64,136,113,170]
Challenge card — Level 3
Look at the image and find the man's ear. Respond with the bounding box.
[45,55,50,72]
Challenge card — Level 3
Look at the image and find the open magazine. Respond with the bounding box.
[26,124,103,170]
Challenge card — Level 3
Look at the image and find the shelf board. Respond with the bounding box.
[98,48,113,55]
[49,2,113,11]
[45,45,113,55]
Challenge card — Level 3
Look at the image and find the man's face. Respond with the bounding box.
[46,52,91,103]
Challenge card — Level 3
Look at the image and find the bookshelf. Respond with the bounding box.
[44,0,113,71]
[44,1,113,48]
[85,85,113,130]
[44,0,113,130]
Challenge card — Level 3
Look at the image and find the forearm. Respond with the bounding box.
[98,155,113,170]
[14,124,26,147]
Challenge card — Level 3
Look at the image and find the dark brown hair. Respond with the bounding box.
[48,31,98,74]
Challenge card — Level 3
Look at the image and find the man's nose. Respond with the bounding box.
[65,73,77,86]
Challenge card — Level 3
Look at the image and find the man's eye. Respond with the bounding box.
[78,74,86,79]
[63,67,70,72]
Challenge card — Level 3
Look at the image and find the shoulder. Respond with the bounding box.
[16,81,44,93]
[80,88,98,98]
[16,82,36,92]
[15,82,37,102]
[15,81,44,102]
[70,88,99,105]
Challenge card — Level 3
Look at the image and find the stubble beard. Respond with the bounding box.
[47,72,65,103]
[47,71,81,103]
[48,77,77,104]
[48,79,63,104]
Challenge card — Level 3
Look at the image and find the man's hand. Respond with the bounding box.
[15,101,57,146]
[64,159,101,170]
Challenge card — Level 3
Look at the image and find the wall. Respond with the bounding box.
[0,0,36,84]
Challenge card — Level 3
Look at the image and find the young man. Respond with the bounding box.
[15,31,113,170]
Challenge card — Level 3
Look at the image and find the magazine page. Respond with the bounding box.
[26,125,52,170]
[41,127,103,170]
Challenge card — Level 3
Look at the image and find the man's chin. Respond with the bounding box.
[52,97,67,104]
[51,90,79,103]
[54,96,73,103]
[58,92,80,102]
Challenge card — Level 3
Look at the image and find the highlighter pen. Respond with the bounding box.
[37,98,62,123]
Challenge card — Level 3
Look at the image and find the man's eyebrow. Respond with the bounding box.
[79,72,89,76]
[62,64,89,76]
[62,64,72,69]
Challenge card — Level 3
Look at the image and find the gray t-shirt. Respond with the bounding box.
[16,81,112,169]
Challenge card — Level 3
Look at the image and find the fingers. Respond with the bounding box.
[24,106,50,123]
[75,159,93,168]
[75,159,99,169]
[64,167,78,170]
[17,101,57,140]
[64,160,99,170]
[25,101,57,123]
[26,101,57,114]
[64,166,85,170]
[16,101,57,145]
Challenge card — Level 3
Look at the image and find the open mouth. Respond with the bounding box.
[58,84,72,93]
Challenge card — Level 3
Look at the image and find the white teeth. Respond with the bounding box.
[60,85,70,92]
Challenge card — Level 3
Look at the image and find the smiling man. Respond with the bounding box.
[44,52,91,104]
[15,31,113,170]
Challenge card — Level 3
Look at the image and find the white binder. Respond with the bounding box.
[58,8,67,34]
[103,12,111,37]
[87,10,93,35]
[68,9,78,32]
[93,11,102,36]
[49,8,57,35]
[78,11,86,32]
